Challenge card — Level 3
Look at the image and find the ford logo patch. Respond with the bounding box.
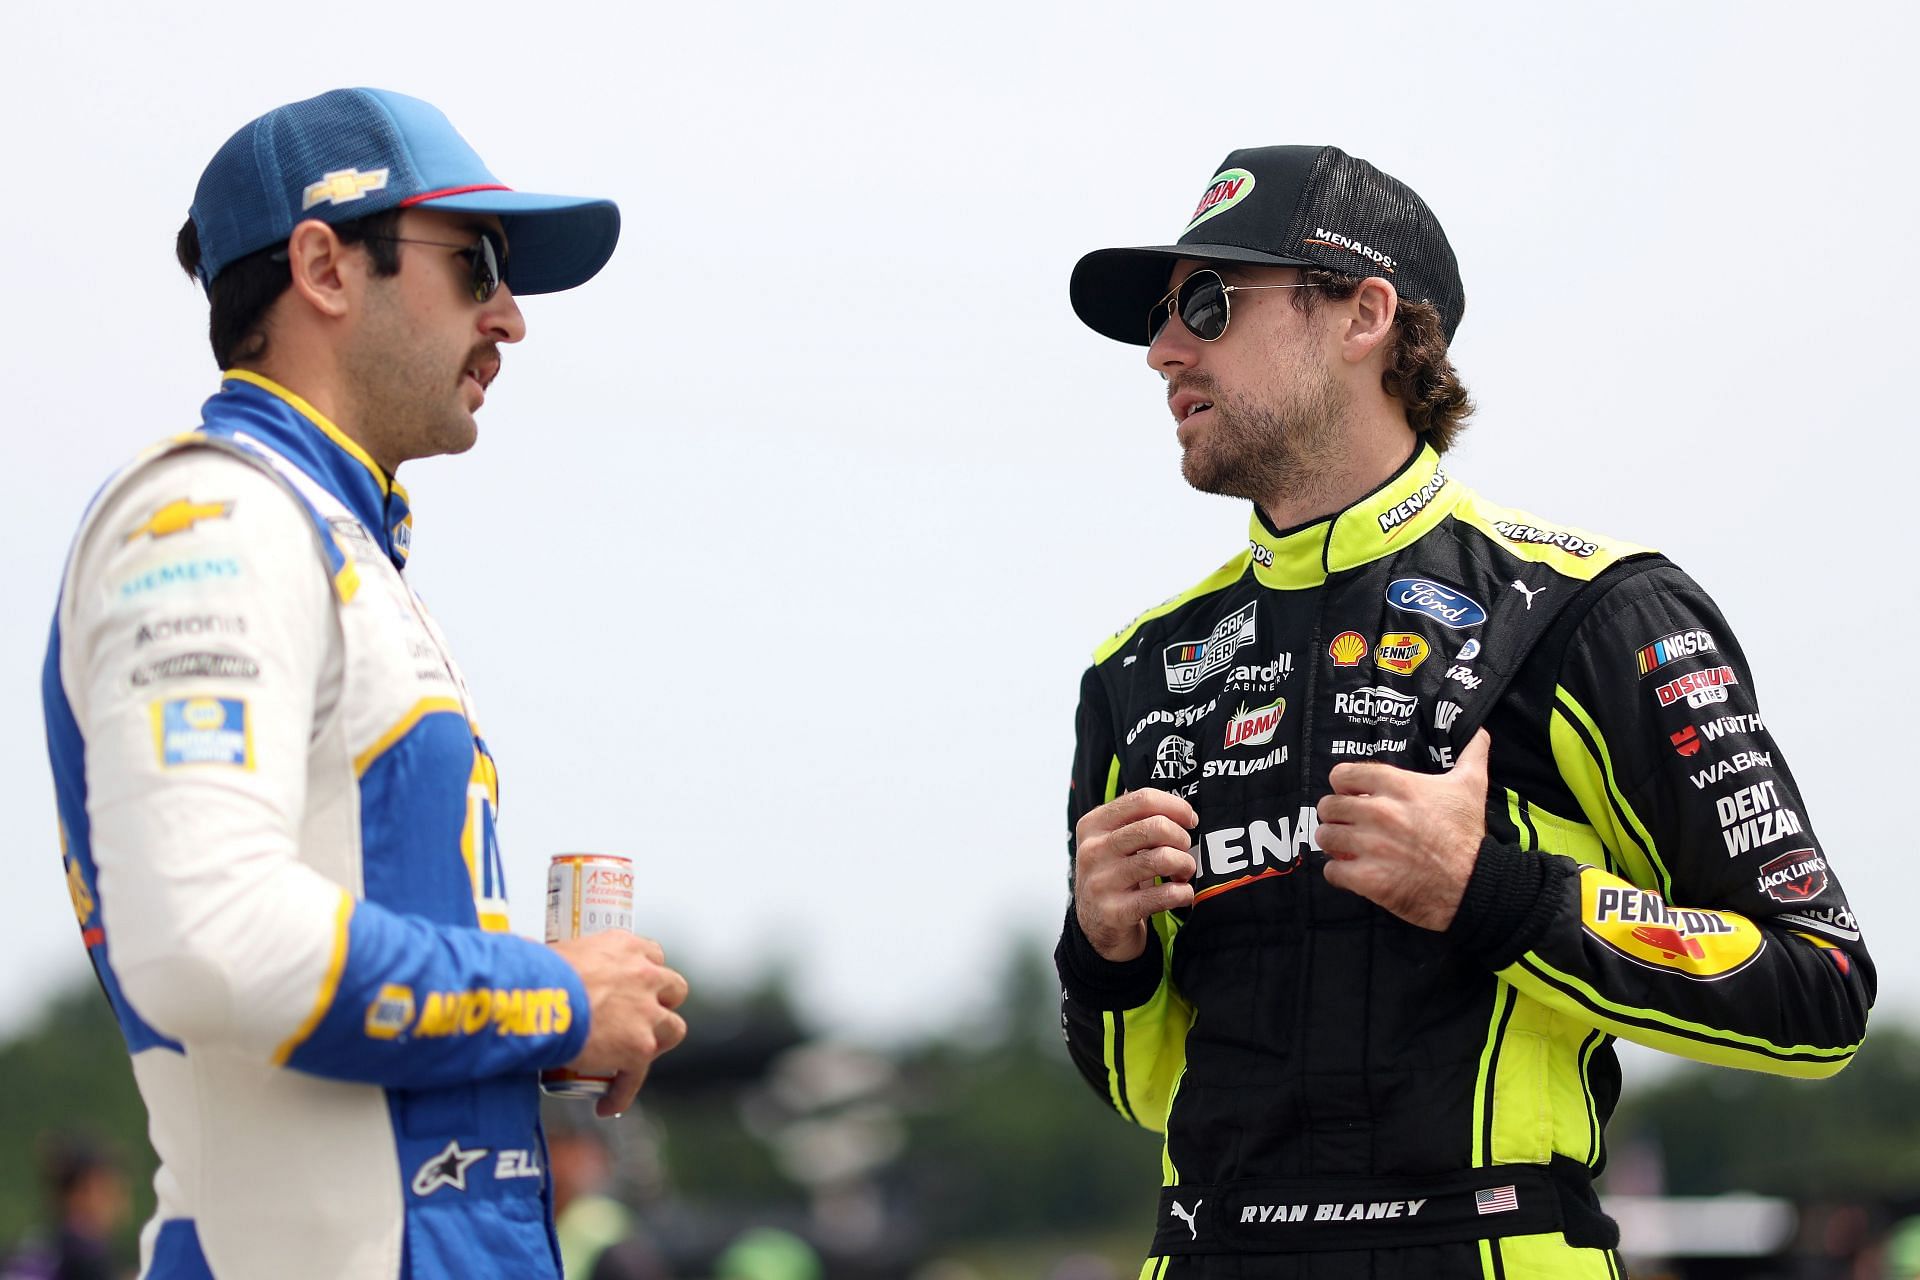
[1385,578,1487,629]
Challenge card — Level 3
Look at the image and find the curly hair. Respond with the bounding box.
[1292,268,1474,452]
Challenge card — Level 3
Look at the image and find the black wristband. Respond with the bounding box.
[1054,904,1166,1011]
[1445,838,1570,971]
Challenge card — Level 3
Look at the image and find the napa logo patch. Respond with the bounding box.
[366,985,416,1040]
[1581,874,1764,980]
[1186,168,1255,232]
[151,697,252,769]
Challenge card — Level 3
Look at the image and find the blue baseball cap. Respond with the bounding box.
[189,87,619,296]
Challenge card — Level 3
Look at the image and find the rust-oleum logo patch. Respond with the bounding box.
[1186,169,1255,233]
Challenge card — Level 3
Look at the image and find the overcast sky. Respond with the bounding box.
[2,1,1912,1054]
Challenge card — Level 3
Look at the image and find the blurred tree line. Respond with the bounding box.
[1,943,1915,1272]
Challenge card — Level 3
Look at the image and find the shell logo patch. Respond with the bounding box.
[1328,631,1369,667]
[1581,874,1764,981]
[1185,168,1256,233]
[1374,632,1430,677]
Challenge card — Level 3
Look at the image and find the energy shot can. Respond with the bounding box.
[540,853,634,1099]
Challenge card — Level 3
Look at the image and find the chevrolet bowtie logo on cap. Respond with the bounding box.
[302,167,390,210]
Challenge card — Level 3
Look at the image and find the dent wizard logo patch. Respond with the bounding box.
[1385,579,1487,630]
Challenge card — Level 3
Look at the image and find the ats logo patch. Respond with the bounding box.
[1582,876,1764,980]
[1374,633,1430,677]
[1756,849,1828,904]
[1164,602,1257,692]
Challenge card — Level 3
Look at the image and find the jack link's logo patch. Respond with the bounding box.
[1756,849,1828,904]
[1164,602,1257,692]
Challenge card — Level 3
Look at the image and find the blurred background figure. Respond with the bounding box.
[714,1227,822,1280]
[0,1134,128,1280]
[547,1110,670,1280]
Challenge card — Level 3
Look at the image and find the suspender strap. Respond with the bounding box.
[1151,1164,1581,1254]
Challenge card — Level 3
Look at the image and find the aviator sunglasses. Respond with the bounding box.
[1149,268,1322,344]
[273,229,507,303]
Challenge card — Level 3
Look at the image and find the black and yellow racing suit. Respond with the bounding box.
[1055,444,1872,1279]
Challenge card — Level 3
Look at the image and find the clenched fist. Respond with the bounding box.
[1074,789,1200,962]
[1315,728,1491,931]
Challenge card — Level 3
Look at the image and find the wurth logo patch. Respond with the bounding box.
[1671,726,1702,757]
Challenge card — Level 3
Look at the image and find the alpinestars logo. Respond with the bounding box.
[1306,227,1397,272]
[1164,602,1257,692]
[412,1140,489,1196]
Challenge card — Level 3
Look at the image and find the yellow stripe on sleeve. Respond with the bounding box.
[272,890,355,1066]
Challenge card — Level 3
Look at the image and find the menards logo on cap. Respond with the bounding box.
[1186,168,1255,233]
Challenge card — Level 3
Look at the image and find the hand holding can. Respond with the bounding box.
[543,855,689,1116]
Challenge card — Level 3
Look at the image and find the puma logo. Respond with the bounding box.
[1510,579,1544,610]
[1170,1198,1202,1240]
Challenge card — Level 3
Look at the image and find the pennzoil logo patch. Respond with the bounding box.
[1581,874,1764,980]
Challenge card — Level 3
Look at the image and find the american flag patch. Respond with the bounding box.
[1475,1185,1519,1215]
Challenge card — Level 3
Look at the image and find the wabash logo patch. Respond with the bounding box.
[1581,874,1765,980]
[1756,849,1828,904]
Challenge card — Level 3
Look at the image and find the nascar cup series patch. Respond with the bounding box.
[151,696,253,769]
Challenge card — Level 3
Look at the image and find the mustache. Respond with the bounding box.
[1167,371,1221,405]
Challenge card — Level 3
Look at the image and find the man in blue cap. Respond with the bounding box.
[42,89,687,1279]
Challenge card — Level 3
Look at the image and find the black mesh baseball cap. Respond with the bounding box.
[1071,145,1465,345]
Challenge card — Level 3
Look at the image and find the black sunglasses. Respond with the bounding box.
[364,231,508,303]
[273,229,508,303]
[1148,268,1322,344]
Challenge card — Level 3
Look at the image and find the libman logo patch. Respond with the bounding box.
[1580,874,1764,981]
[1186,169,1256,233]
[151,697,252,769]
[1223,698,1286,749]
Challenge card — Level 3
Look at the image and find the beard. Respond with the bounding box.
[341,284,483,468]
[1177,362,1350,513]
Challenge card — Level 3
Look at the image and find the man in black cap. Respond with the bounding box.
[1054,146,1873,1278]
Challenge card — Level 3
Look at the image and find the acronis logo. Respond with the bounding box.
[1385,578,1487,629]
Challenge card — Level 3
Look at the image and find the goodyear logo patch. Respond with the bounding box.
[152,697,252,768]
[366,985,416,1040]
[1581,874,1763,980]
